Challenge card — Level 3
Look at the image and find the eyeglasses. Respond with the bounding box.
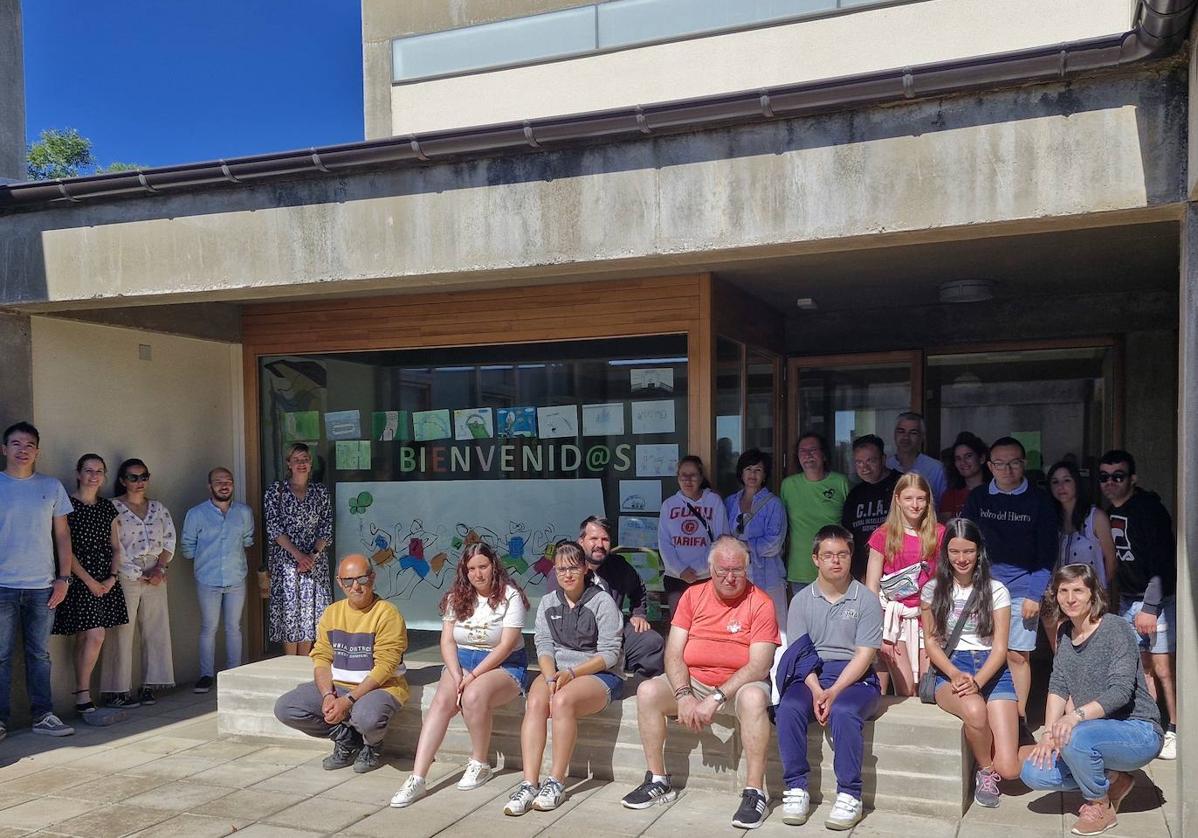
[555,565,585,577]
[124,473,150,483]
[735,512,748,534]
[338,574,373,587]
[713,568,746,579]
[1097,471,1128,484]
[817,551,852,562]
[988,459,1024,471]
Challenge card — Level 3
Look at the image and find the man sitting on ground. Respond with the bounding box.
[777,524,882,831]
[274,554,408,773]
[621,536,779,829]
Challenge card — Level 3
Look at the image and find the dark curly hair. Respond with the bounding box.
[928,518,995,641]
[439,542,528,622]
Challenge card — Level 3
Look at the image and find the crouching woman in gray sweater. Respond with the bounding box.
[503,541,624,817]
[1021,563,1163,836]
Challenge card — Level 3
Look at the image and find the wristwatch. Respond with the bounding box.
[1074,707,1086,722]
[54,575,71,583]
[711,687,727,707]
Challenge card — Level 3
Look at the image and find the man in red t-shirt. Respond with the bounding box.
[620,536,780,829]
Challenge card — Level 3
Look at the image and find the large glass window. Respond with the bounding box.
[259,336,687,630]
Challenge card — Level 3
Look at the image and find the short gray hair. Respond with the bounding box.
[895,411,927,436]
[707,535,749,573]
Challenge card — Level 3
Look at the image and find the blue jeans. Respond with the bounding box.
[1020,719,1162,800]
[0,586,55,724]
[196,583,246,678]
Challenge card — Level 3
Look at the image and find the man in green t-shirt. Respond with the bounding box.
[780,433,849,592]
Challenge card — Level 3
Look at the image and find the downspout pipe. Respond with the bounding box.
[1,0,1194,211]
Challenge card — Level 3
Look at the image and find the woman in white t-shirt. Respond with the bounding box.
[391,543,529,808]
[920,518,1020,810]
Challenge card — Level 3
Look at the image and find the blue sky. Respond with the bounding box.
[22,0,364,169]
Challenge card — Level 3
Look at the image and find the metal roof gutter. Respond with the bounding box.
[2,0,1193,211]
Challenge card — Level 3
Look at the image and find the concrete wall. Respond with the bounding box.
[0,0,24,181]
[9,317,244,724]
[0,67,1185,309]
[385,0,1132,135]
[363,0,601,139]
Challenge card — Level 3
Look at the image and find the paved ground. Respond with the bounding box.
[0,687,1178,837]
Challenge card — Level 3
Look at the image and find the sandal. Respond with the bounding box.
[73,688,96,714]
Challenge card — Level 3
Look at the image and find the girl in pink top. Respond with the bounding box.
[865,473,945,696]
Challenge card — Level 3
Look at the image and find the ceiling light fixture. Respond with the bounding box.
[939,279,994,303]
[795,297,818,311]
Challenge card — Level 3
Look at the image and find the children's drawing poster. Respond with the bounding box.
[497,407,537,438]
[618,479,662,513]
[336,479,605,630]
[635,444,679,477]
[582,403,624,436]
[614,548,665,593]
[618,515,659,550]
[454,408,494,441]
[412,409,452,442]
[536,405,578,439]
[283,411,319,442]
[631,400,675,435]
[373,411,410,442]
[325,410,362,440]
[335,440,372,471]
[630,368,674,394]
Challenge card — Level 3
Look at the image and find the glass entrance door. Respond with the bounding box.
[787,352,919,477]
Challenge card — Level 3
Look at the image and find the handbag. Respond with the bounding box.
[918,587,981,704]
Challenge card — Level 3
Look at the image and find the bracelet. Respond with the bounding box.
[673,686,694,698]
[346,694,357,705]
[324,690,336,700]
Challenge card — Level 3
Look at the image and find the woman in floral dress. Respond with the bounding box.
[264,443,333,655]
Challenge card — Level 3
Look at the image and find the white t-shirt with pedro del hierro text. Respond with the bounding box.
[444,584,527,650]
[919,578,1011,651]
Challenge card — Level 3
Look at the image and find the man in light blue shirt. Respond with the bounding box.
[0,421,77,739]
[181,467,254,693]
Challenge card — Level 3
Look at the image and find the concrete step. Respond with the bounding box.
[218,656,968,817]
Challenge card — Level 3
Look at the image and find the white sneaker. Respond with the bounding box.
[504,781,539,816]
[1158,730,1177,760]
[782,787,810,825]
[31,712,75,737]
[532,777,565,811]
[390,775,426,808]
[824,792,863,831]
[458,759,493,790]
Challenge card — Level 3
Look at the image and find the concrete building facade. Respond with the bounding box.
[0,0,1195,825]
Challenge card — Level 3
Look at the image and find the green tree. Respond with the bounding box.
[26,128,94,179]
[26,128,142,180]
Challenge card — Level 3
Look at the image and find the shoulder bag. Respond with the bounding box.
[918,586,981,704]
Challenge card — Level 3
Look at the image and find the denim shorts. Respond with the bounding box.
[591,670,624,706]
[454,646,528,696]
[1119,596,1176,654]
[932,649,1017,703]
[1006,597,1040,652]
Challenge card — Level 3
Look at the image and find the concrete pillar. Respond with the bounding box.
[1177,205,1198,832]
[0,311,33,430]
[0,0,25,181]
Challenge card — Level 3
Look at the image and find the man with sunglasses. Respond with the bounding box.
[274,554,408,773]
[579,516,664,677]
[1099,449,1177,760]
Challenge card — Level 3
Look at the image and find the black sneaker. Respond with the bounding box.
[731,788,768,829]
[353,742,383,774]
[621,771,677,809]
[322,726,363,770]
[193,676,214,694]
[622,772,680,810]
[105,692,141,709]
[138,687,157,706]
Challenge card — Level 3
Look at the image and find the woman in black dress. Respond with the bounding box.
[52,454,129,714]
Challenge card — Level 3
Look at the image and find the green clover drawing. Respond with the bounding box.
[349,492,374,515]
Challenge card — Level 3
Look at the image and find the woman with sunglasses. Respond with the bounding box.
[264,442,333,656]
[391,543,529,808]
[100,459,176,707]
[51,454,129,715]
[658,455,728,615]
[1043,460,1117,651]
[723,449,787,648]
[503,541,623,816]
[1022,563,1162,836]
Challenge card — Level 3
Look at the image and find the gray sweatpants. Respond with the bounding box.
[273,681,400,746]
